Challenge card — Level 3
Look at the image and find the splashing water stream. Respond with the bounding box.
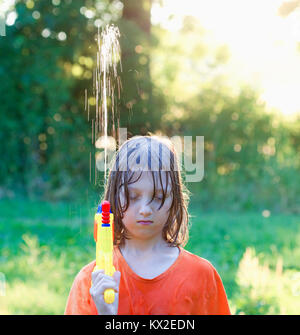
[89,25,122,185]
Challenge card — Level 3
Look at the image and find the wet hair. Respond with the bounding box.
[102,134,190,247]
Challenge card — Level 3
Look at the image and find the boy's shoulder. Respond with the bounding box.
[180,247,218,276]
[74,260,96,284]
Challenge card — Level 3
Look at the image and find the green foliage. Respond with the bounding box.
[232,248,300,314]
[0,199,94,314]
[0,0,109,197]
[151,20,300,213]
[1,233,91,314]
[0,0,165,200]
[186,207,300,297]
[182,86,300,213]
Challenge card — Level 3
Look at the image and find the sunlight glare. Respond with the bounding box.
[151,0,300,118]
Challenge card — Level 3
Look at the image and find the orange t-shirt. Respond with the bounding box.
[64,246,231,315]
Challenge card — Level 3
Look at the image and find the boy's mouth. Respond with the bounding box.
[137,220,153,225]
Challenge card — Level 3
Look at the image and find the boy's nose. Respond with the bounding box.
[139,201,153,217]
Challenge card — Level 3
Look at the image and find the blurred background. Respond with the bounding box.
[0,0,300,314]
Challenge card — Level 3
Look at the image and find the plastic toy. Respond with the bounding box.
[93,200,115,304]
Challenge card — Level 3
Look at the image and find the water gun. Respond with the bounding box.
[93,200,116,304]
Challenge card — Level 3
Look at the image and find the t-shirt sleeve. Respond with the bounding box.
[207,266,231,315]
[64,265,97,315]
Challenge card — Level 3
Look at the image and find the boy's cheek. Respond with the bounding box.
[161,198,173,212]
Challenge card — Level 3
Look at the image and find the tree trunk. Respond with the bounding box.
[119,0,159,136]
[122,0,152,34]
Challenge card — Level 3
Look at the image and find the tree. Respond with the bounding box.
[118,0,165,136]
[0,0,122,198]
[0,0,166,199]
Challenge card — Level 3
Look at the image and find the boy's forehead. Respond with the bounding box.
[126,171,171,192]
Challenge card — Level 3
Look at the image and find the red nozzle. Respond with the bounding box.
[102,200,110,213]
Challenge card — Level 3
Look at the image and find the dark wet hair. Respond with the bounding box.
[102,135,190,247]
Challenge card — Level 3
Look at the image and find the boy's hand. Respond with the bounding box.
[90,269,121,315]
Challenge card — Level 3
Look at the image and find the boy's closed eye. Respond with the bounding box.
[129,192,167,201]
[129,194,138,201]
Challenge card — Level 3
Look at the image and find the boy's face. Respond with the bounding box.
[119,171,173,242]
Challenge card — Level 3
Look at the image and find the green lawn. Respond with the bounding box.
[1,198,299,314]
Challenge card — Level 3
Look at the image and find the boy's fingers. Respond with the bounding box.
[93,273,119,290]
[91,269,120,295]
[93,280,119,296]
[91,269,105,282]
[102,282,119,293]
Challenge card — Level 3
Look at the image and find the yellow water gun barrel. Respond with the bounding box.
[93,200,115,304]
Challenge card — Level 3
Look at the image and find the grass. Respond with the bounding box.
[186,210,300,295]
[0,198,299,314]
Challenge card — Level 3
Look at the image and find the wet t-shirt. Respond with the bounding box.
[64,246,231,315]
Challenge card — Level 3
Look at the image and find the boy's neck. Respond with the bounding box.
[120,238,171,258]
